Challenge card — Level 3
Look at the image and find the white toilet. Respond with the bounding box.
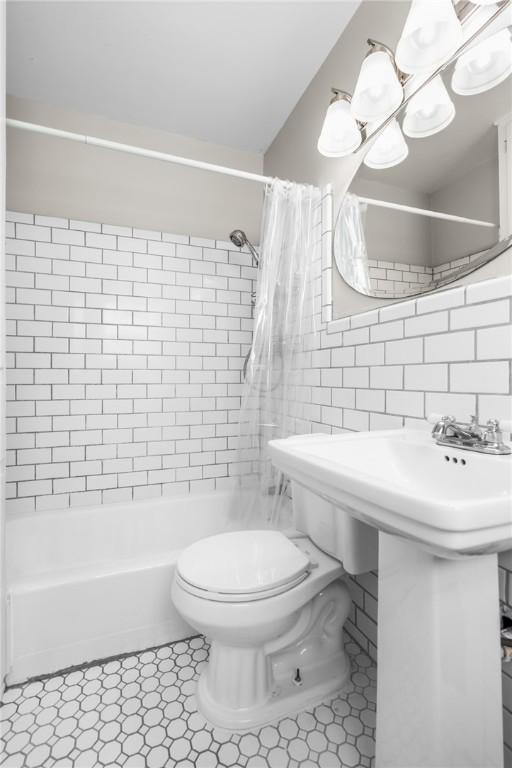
[171,482,378,731]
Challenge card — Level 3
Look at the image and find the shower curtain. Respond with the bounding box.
[333,193,371,295]
[237,178,321,528]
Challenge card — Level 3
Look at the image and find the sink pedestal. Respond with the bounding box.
[376,532,503,768]
[268,429,511,766]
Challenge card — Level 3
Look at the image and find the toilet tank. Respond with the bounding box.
[291,481,378,575]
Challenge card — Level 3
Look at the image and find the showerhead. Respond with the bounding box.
[229,229,260,266]
[229,229,247,249]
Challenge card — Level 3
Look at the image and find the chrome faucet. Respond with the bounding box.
[430,414,511,455]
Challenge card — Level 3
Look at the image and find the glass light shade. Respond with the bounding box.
[317,98,362,157]
[363,119,409,170]
[351,50,404,122]
[396,0,464,74]
[459,3,509,44]
[403,75,455,138]
[452,28,512,95]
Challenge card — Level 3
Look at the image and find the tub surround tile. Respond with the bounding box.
[6,212,256,512]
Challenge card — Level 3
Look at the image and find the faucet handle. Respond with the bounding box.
[484,418,512,432]
[468,415,483,436]
[428,414,455,438]
[427,413,454,425]
[484,419,503,445]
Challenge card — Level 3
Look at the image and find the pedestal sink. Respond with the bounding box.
[269,429,512,768]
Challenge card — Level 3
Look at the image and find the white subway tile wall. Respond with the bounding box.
[6,212,256,512]
[367,252,485,297]
[5,205,512,757]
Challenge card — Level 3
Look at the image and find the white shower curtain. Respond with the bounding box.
[334,193,371,295]
[237,178,321,528]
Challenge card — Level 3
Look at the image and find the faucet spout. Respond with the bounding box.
[430,414,511,455]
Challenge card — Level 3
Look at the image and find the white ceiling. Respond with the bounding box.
[6,0,360,153]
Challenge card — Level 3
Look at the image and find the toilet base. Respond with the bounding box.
[197,580,351,731]
[197,646,350,732]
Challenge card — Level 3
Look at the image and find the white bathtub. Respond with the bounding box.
[6,490,239,684]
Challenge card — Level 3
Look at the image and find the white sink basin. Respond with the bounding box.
[270,428,511,767]
[269,429,512,556]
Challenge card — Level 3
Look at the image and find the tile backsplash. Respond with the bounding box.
[320,276,511,433]
[311,271,512,658]
[5,211,256,513]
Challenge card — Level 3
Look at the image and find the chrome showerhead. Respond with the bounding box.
[229,229,260,266]
[229,229,247,249]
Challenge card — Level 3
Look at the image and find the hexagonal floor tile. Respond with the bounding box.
[0,633,376,768]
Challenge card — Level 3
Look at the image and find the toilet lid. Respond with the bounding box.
[176,531,311,596]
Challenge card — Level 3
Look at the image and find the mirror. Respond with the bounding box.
[334,60,512,300]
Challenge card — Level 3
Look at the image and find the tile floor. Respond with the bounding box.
[0,635,376,768]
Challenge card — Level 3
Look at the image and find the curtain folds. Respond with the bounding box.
[237,178,322,529]
[334,193,371,295]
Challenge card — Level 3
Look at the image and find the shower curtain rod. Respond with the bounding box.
[6,118,271,184]
[357,196,496,229]
[6,118,496,229]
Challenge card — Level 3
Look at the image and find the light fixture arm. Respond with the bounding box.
[329,88,352,103]
[366,38,407,83]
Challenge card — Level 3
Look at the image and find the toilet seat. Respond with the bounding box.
[175,569,310,602]
[175,530,312,603]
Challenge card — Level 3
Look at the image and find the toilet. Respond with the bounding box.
[171,482,378,731]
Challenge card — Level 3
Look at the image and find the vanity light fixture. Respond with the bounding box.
[452,27,512,93]
[316,0,511,161]
[403,75,456,137]
[350,40,405,123]
[395,0,464,74]
[451,4,512,95]
[317,89,363,157]
[363,118,409,169]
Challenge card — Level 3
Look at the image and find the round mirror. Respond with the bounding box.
[334,58,512,299]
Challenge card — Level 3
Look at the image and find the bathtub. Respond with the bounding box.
[5,490,239,685]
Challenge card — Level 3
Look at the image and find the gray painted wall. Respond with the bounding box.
[7,96,264,244]
[348,154,499,270]
[429,155,499,266]
[350,177,431,266]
